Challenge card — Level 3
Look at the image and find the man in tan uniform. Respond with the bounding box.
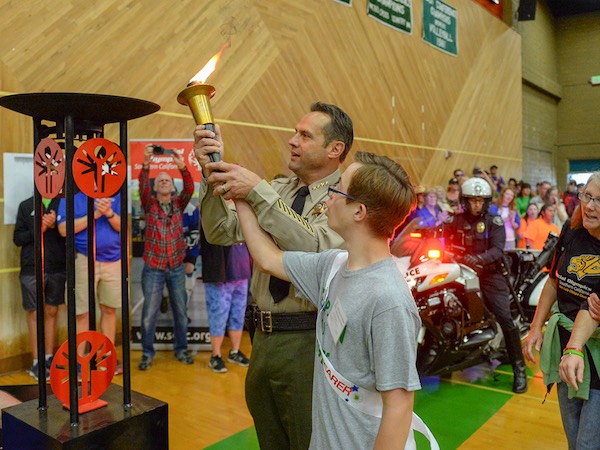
[193,102,353,450]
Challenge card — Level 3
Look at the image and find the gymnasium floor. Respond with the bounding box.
[0,333,567,449]
[204,358,567,449]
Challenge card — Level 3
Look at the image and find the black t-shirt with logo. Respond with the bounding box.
[551,225,600,388]
[552,226,600,320]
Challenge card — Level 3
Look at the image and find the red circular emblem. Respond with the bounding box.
[73,138,126,198]
[50,331,116,410]
[34,138,65,198]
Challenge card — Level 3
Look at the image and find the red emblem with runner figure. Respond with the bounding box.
[73,138,126,198]
[34,137,65,198]
[50,330,117,413]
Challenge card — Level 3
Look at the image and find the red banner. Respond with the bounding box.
[129,139,201,182]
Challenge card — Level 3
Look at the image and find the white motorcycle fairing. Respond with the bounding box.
[395,257,462,293]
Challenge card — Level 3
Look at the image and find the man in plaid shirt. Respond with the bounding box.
[138,145,195,370]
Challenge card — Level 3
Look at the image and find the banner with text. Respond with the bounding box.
[422,0,458,56]
[367,0,413,34]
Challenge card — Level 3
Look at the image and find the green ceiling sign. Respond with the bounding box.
[423,0,458,56]
[367,0,413,34]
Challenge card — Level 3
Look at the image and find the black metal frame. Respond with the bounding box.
[0,93,159,428]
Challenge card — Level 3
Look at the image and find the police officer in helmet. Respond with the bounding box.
[444,177,528,393]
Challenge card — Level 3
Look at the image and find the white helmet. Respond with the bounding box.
[461,177,492,198]
[461,177,492,215]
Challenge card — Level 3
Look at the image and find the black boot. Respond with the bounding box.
[512,361,528,394]
[503,325,528,393]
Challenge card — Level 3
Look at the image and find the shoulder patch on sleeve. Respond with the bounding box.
[493,216,504,227]
[276,199,315,234]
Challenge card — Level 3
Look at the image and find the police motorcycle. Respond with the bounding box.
[391,220,499,376]
[503,231,559,324]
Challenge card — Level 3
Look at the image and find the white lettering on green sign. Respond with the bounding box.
[422,0,457,56]
[367,0,413,34]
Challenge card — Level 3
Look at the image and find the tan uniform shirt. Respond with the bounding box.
[199,170,344,313]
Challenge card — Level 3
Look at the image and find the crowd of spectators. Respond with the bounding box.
[410,164,584,251]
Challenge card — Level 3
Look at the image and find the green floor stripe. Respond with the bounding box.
[204,427,259,450]
[206,370,515,449]
[414,376,511,449]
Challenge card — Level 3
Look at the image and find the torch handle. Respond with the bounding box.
[204,123,222,162]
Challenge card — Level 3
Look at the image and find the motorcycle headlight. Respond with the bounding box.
[441,319,458,339]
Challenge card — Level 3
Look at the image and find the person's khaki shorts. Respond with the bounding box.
[75,253,122,315]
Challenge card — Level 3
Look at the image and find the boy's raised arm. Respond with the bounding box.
[234,199,288,281]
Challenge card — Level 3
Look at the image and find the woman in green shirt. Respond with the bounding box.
[516,182,532,218]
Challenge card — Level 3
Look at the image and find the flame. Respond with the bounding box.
[189,41,231,85]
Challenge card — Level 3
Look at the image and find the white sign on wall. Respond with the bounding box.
[3,153,34,225]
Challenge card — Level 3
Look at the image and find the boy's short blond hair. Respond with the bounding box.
[347,152,416,238]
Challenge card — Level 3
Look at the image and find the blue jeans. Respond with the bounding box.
[558,382,600,449]
[141,264,188,358]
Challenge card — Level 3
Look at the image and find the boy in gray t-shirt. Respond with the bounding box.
[234,151,420,449]
[284,249,421,449]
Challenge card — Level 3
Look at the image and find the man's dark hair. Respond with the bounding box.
[310,102,353,163]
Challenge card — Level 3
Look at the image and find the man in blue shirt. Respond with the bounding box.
[57,192,122,373]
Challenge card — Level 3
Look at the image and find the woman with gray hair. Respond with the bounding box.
[524,172,600,449]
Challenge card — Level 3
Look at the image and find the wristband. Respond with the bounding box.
[565,346,583,353]
[563,348,584,358]
[107,211,115,219]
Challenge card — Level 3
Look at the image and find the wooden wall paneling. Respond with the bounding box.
[421,23,522,184]
[0,270,27,366]
[0,0,522,369]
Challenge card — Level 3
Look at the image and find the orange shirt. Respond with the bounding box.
[517,219,533,249]
[522,218,559,250]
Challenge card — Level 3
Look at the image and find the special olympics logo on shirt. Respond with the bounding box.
[567,255,600,281]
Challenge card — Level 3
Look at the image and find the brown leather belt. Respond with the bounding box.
[252,308,317,333]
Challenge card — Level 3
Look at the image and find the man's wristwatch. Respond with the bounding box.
[107,211,115,219]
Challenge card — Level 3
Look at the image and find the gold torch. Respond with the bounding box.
[177,42,229,162]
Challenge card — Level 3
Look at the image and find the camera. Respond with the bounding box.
[151,145,173,156]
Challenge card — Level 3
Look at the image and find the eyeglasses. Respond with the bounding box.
[327,185,355,201]
[467,198,485,205]
[578,192,600,207]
